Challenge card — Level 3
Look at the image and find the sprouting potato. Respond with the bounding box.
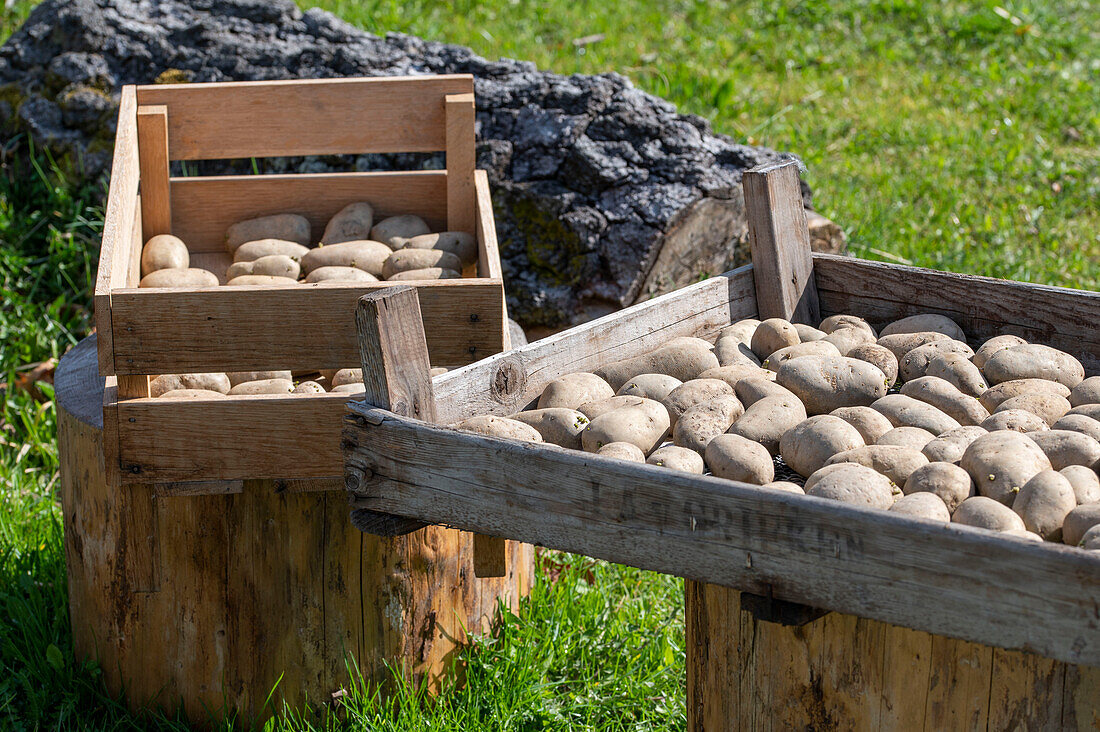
[616,373,683,402]
[453,415,543,442]
[825,444,928,486]
[597,441,646,462]
[1061,465,1100,505]
[538,373,615,411]
[672,394,744,453]
[830,406,895,444]
[511,408,590,449]
[925,352,986,397]
[595,339,719,390]
[1012,470,1076,540]
[994,393,1071,427]
[661,378,734,426]
[898,340,975,383]
[979,379,1071,412]
[729,394,807,456]
[780,415,866,477]
[647,445,705,474]
[846,343,898,386]
[983,344,1086,389]
[292,381,326,394]
[960,430,1052,506]
[877,331,951,361]
[705,433,775,484]
[581,399,670,455]
[921,426,988,464]
[776,356,888,415]
[762,340,841,372]
[876,426,938,451]
[805,463,895,509]
[734,377,796,407]
[870,394,960,436]
[900,376,990,426]
[1069,377,1100,407]
[980,409,1050,434]
[972,334,1027,371]
[903,462,974,513]
[890,492,951,522]
[952,496,1026,533]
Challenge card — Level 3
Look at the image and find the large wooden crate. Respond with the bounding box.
[94,75,507,487]
[342,162,1100,728]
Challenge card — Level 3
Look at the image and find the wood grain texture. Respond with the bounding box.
[344,407,1100,667]
[356,287,437,422]
[109,279,505,374]
[135,75,475,160]
[170,171,449,253]
[474,171,503,280]
[742,161,820,324]
[445,93,476,235]
[431,265,757,423]
[136,105,171,240]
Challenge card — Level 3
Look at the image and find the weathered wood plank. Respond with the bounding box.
[987,648,1065,731]
[444,93,476,236]
[136,105,171,241]
[922,637,992,731]
[431,266,757,423]
[474,171,503,280]
[344,408,1100,667]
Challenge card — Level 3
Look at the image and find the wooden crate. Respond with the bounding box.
[342,161,1100,728]
[94,75,507,487]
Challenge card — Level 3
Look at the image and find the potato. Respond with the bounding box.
[370,214,430,247]
[881,314,966,341]
[617,373,683,401]
[1069,404,1100,421]
[698,364,774,391]
[673,394,744,453]
[900,376,990,426]
[1080,525,1100,550]
[453,415,543,442]
[870,394,961,435]
[826,445,928,486]
[299,241,391,278]
[926,352,986,397]
[980,410,1050,434]
[227,254,301,281]
[538,373,615,410]
[830,406,895,444]
[718,319,760,346]
[978,378,1071,412]
[597,441,646,462]
[305,266,379,283]
[662,379,735,425]
[821,325,876,356]
[805,463,895,509]
[228,378,295,395]
[1027,430,1100,470]
[321,202,374,244]
[1013,470,1076,540]
[763,340,841,372]
[776,356,888,415]
[983,344,1085,388]
[388,268,462,281]
[149,373,231,397]
[233,239,310,263]
[715,336,762,367]
[228,370,292,387]
[1061,465,1100,505]
[158,388,227,399]
[750,318,800,359]
[794,323,826,342]
[803,462,856,492]
[141,234,189,276]
[903,462,974,512]
[704,433,775,484]
[961,430,1052,505]
[292,380,326,394]
[331,369,363,387]
[847,343,898,386]
[972,334,1027,370]
[330,383,365,394]
[780,415,866,477]
[952,496,1026,532]
[877,331,951,361]
[226,213,310,251]
[139,267,219,288]
[762,481,806,494]
[1070,377,1100,407]
[579,395,650,420]
[898,340,975,382]
[819,315,875,336]
[921,426,988,464]
[994,393,1070,426]
[1063,505,1100,546]
[226,275,299,287]
[399,232,477,267]
[1052,414,1100,443]
[734,377,796,407]
[511,408,590,449]
[729,395,808,456]
[647,445,705,474]
[595,339,719,390]
[877,426,938,450]
[581,400,670,454]
[890,492,951,522]
[1003,529,1044,541]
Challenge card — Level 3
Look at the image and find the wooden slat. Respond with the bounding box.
[431,265,758,424]
[444,93,476,235]
[135,75,474,160]
[474,171,503,280]
[109,280,505,373]
[170,171,450,253]
[102,376,120,487]
[94,85,140,376]
[136,105,171,241]
[743,161,820,324]
[343,408,1100,667]
[814,254,1100,374]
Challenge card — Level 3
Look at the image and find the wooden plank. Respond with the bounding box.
[923,637,992,731]
[1062,663,1100,730]
[102,376,120,487]
[170,171,449,253]
[94,85,140,376]
[343,408,1100,667]
[117,374,150,399]
[742,161,820,324]
[987,648,1065,731]
[817,613,885,726]
[431,265,758,423]
[322,492,365,695]
[879,625,934,729]
[444,93,476,235]
[473,533,508,578]
[136,105,171,241]
[135,75,474,160]
[109,279,506,373]
[474,171,503,280]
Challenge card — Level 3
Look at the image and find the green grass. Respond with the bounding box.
[0,0,1097,729]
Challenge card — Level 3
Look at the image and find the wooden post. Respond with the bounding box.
[444,93,476,235]
[136,105,172,242]
[354,286,507,577]
[742,160,820,325]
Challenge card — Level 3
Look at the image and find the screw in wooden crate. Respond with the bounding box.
[469,313,480,322]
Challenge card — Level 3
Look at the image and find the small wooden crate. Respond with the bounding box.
[343,162,1100,728]
[94,75,507,486]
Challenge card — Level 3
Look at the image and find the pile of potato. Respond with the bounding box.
[452,313,1100,550]
[146,364,450,399]
[138,202,476,288]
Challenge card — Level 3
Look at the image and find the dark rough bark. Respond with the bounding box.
[0,0,831,328]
